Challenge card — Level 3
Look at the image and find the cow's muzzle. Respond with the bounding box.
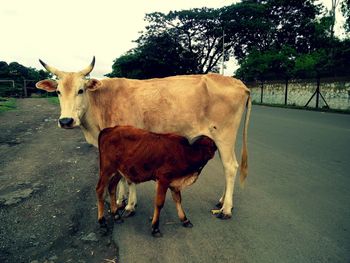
[59,117,74,129]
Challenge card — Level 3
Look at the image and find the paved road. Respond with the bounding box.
[1,100,349,263]
[114,106,350,263]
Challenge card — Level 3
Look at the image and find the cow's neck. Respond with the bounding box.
[80,95,101,147]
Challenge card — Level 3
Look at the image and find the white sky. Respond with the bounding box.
[0,0,345,78]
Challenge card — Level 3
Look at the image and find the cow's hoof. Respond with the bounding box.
[182,219,193,228]
[216,212,232,220]
[116,206,125,212]
[151,228,162,238]
[211,208,222,215]
[123,210,136,218]
[215,202,223,209]
[116,199,128,211]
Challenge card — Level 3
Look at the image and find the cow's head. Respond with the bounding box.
[36,57,102,128]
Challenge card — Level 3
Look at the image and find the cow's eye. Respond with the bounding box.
[78,89,84,95]
[56,90,61,95]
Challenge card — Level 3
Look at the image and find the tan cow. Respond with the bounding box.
[36,57,251,219]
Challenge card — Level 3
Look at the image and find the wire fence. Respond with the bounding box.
[246,77,350,111]
[0,79,52,98]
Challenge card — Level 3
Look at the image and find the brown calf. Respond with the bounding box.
[97,125,217,236]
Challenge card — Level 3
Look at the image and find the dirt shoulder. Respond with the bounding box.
[0,98,118,263]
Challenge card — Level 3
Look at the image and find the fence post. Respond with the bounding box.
[23,80,28,97]
[285,79,288,105]
[260,81,264,104]
[315,77,320,108]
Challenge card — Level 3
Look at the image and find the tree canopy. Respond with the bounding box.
[105,0,349,81]
[0,61,50,97]
[342,0,350,33]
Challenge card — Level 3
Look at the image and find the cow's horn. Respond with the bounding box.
[79,56,95,77]
[38,59,64,78]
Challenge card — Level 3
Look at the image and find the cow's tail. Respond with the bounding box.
[240,94,251,186]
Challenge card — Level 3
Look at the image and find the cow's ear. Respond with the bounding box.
[36,79,57,92]
[86,79,102,91]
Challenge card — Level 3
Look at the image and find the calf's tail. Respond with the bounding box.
[240,94,251,186]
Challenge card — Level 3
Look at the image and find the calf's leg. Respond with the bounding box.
[151,181,168,237]
[108,173,123,222]
[96,173,114,228]
[170,189,193,228]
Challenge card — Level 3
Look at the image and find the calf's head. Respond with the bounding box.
[193,136,217,160]
[36,57,101,128]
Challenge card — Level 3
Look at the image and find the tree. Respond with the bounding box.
[106,33,197,79]
[235,46,296,81]
[292,49,328,79]
[0,60,50,97]
[139,8,228,74]
[341,0,350,33]
[222,0,322,61]
[221,1,273,61]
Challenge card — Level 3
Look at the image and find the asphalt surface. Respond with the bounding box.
[1,99,349,263]
[114,106,350,263]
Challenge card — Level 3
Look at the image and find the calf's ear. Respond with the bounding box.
[188,135,203,145]
[86,78,102,91]
[36,79,57,92]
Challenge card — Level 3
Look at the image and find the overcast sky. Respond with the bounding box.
[0,0,345,78]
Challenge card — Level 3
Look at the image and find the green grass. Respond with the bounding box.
[47,96,59,105]
[0,98,16,113]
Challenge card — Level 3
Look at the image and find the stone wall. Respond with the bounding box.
[247,78,350,110]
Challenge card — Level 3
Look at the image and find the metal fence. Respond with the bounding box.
[246,77,350,110]
[0,79,48,97]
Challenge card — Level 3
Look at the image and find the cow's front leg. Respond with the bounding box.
[124,182,137,217]
[170,189,193,228]
[151,180,168,237]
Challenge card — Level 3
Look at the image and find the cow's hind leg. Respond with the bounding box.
[170,189,193,228]
[212,141,239,219]
[151,180,168,237]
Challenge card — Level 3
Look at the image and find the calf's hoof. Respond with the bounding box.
[123,210,136,218]
[151,228,162,238]
[98,217,109,235]
[182,219,193,228]
[98,217,108,228]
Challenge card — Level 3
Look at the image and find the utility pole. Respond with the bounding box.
[221,29,225,75]
[330,0,340,41]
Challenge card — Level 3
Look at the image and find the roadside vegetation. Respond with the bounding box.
[253,101,350,114]
[46,96,59,105]
[0,97,16,113]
